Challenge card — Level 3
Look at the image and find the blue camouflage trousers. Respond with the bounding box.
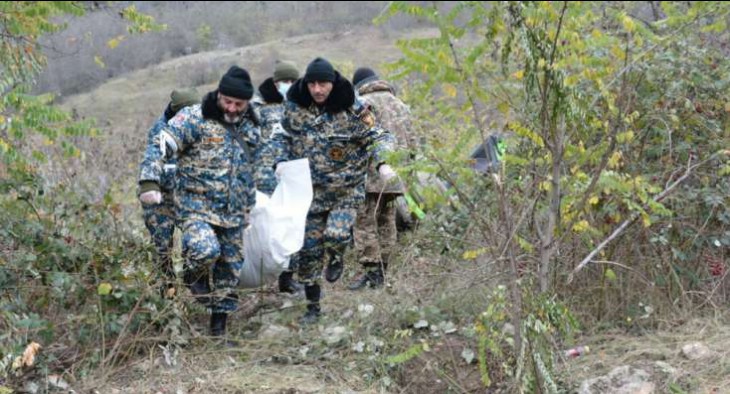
[181,220,244,313]
[142,200,176,280]
[291,208,357,284]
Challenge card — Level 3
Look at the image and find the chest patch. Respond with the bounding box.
[329,147,345,161]
[203,136,225,144]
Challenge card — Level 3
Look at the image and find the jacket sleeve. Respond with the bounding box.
[267,102,294,167]
[354,102,396,165]
[138,108,198,193]
[137,115,168,193]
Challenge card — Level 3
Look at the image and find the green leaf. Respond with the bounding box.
[604,268,617,281]
[97,282,113,295]
[386,344,425,365]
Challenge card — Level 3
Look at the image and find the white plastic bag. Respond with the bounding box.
[239,158,312,288]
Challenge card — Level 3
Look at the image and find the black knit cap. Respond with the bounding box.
[218,65,254,100]
[352,67,378,87]
[304,57,336,82]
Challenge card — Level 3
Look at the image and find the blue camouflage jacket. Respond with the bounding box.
[139,96,259,228]
[139,115,177,198]
[267,74,395,212]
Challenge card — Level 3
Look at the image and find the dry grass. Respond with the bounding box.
[558,315,730,393]
[60,221,729,393]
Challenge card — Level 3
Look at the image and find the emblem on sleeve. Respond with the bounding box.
[360,110,375,128]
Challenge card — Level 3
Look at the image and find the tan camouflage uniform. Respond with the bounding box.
[353,79,414,273]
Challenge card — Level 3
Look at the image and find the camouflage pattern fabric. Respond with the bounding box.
[291,208,356,284]
[356,79,415,194]
[139,101,260,313]
[139,115,178,195]
[353,193,397,269]
[352,79,415,271]
[142,204,176,279]
[139,104,259,228]
[181,220,243,313]
[268,98,394,284]
[256,102,285,139]
[252,102,285,195]
[139,114,178,280]
[268,100,395,213]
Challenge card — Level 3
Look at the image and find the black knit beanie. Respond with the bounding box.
[352,67,378,87]
[218,65,254,100]
[304,57,336,82]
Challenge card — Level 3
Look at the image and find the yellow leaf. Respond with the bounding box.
[513,70,524,80]
[43,138,54,146]
[641,212,651,227]
[622,15,636,33]
[98,282,113,295]
[537,58,546,69]
[564,74,579,88]
[497,101,510,115]
[539,180,552,192]
[617,130,635,143]
[442,83,457,98]
[572,220,590,233]
[589,196,599,205]
[610,45,626,61]
[462,248,487,260]
[94,55,106,69]
[608,151,623,169]
[517,235,534,253]
[107,35,125,49]
[591,29,602,39]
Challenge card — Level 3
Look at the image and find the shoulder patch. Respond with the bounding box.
[359,109,376,128]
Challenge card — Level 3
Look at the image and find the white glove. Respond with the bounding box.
[378,164,397,183]
[139,190,162,205]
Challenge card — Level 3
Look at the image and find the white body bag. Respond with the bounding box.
[239,158,312,288]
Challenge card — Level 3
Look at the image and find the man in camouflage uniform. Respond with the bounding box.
[138,88,199,297]
[254,60,300,195]
[349,67,416,290]
[139,66,259,337]
[268,57,396,324]
[253,61,304,295]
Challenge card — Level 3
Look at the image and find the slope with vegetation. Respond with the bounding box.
[1,2,729,393]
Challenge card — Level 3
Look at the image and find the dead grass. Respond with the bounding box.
[557,315,730,393]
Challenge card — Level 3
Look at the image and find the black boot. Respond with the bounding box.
[210,312,227,336]
[347,267,384,291]
[278,271,304,294]
[183,268,211,304]
[299,284,321,325]
[324,254,344,283]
